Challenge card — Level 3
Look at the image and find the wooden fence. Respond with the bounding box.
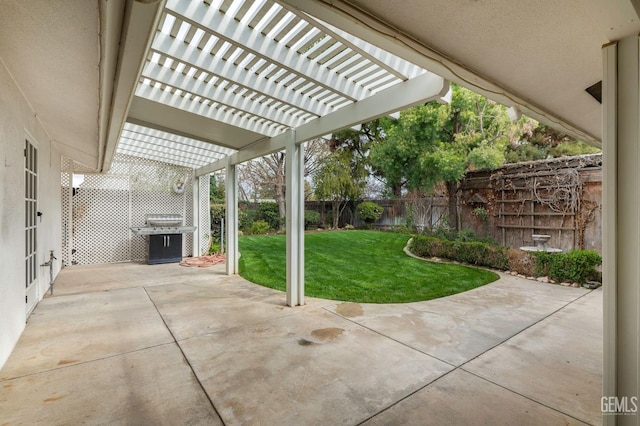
[460,154,602,252]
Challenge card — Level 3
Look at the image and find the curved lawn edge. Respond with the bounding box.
[238,230,499,304]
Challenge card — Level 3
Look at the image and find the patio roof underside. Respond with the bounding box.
[113,0,447,172]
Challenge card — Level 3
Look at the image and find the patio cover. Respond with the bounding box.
[106,0,449,172]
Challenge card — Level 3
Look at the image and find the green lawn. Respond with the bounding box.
[238,230,499,303]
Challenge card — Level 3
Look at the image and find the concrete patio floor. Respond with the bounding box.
[0,262,602,425]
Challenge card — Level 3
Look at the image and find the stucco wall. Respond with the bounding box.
[0,59,62,368]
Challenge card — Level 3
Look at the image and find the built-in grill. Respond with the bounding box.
[131,214,197,264]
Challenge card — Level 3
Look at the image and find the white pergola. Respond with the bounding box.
[106,0,449,306]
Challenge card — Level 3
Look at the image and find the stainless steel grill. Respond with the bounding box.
[131,214,197,264]
[131,214,196,235]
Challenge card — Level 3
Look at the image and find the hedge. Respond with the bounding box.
[533,250,602,283]
[409,235,509,270]
[409,235,602,284]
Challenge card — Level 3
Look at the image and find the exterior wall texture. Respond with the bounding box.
[0,59,63,368]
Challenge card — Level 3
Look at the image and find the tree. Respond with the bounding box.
[239,139,329,230]
[371,84,521,230]
[313,152,364,228]
[329,120,393,196]
[504,123,600,163]
[209,172,225,203]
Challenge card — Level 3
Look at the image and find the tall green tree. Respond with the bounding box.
[329,120,390,196]
[371,84,519,230]
[313,152,364,228]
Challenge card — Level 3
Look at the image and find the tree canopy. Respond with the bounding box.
[313,152,364,228]
[370,84,520,229]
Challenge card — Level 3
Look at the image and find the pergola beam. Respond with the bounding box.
[127,98,264,151]
[135,83,284,136]
[196,70,448,176]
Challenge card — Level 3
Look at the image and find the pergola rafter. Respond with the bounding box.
[140,58,316,129]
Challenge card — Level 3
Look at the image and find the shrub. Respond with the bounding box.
[534,250,602,283]
[411,237,602,282]
[390,225,415,234]
[356,201,383,228]
[304,210,321,229]
[410,235,509,270]
[239,209,257,232]
[248,220,270,235]
[427,223,454,240]
[208,241,221,254]
[454,229,477,243]
[210,204,225,223]
[258,202,281,230]
[507,249,536,276]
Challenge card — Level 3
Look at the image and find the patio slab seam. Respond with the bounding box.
[454,288,595,367]
[330,288,596,425]
[325,286,594,366]
[0,342,175,382]
[142,287,226,425]
[152,295,338,343]
[458,367,595,425]
[322,305,457,367]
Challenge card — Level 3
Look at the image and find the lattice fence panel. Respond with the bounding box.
[71,175,130,265]
[199,175,211,256]
[60,157,72,266]
[63,154,201,265]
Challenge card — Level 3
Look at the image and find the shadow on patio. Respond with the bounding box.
[0,263,602,425]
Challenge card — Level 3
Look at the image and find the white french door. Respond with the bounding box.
[25,139,38,315]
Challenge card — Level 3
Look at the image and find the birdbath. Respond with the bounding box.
[520,234,562,253]
[532,234,551,250]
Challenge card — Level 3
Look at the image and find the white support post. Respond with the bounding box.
[192,174,200,256]
[225,159,238,275]
[602,37,640,426]
[285,130,305,306]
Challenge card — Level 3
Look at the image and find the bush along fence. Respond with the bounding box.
[409,235,602,285]
[210,202,323,238]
